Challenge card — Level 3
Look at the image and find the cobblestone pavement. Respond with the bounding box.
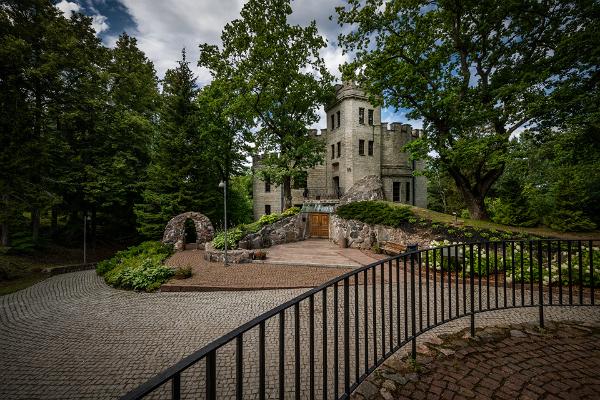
[1,269,599,399]
[353,321,600,400]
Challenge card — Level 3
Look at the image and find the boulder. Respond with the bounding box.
[339,175,385,205]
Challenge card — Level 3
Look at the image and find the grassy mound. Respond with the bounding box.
[335,201,413,228]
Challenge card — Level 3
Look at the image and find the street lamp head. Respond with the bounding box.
[218,181,225,189]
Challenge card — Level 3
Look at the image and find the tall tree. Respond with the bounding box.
[199,0,334,209]
[337,0,599,219]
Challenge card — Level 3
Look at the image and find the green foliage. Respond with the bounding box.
[336,201,413,228]
[173,266,192,279]
[337,0,599,220]
[282,206,301,217]
[211,227,247,250]
[460,210,470,220]
[199,0,333,208]
[258,214,281,226]
[96,241,173,291]
[546,210,596,232]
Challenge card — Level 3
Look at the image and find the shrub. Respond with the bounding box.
[96,241,174,291]
[281,206,301,217]
[546,210,596,232]
[212,227,246,250]
[258,213,280,225]
[335,201,413,228]
[460,209,470,219]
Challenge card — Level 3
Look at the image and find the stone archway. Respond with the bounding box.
[162,212,215,251]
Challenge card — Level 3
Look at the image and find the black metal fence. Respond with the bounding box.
[121,239,599,399]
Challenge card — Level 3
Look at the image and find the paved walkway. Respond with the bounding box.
[1,269,599,399]
[353,321,600,399]
[253,239,383,268]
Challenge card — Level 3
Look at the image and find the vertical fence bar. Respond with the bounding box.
[441,248,445,321]
[558,241,563,305]
[418,252,423,332]
[455,245,460,318]
[591,240,595,305]
[494,242,499,309]
[389,260,393,350]
[538,241,544,329]
[478,243,482,311]
[322,290,327,400]
[470,243,475,337]
[355,274,360,383]
[448,246,452,319]
[426,251,430,326]
[520,241,525,307]
[373,266,377,363]
[403,256,408,341]
[502,242,507,308]
[364,270,368,376]
[463,244,467,315]
[333,284,338,399]
[410,251,417,359]
[529,241,534,305]
[396,258,401,346]
[171,373,180,400]
[206,350,217,400]
[294,303,300,400]
[579,241,584,305]
[259,322,266,400]
[512,242,516,307]
[236,335,243,400]
[433,249,437,325]
[486,242,490,310]
[547,241,552,305]
[568,241,573,305]
[380,263,385,357]
[344,278,350,394]
[309,295,314,400]
[279,311,285,400]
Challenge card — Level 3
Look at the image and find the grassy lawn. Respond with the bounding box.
[408,205,600,240]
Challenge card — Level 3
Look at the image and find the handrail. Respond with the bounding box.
[121,239,599,399]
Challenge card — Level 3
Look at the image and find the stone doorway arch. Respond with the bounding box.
[162,212,215,251]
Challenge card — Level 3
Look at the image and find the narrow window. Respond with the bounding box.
[368,140,374,156]
[406,182,411,202]
[336,111,341,128]
[393,182,401,202]
[368,109,374,125]
[337,141,341,158]
[264,177,271,193]
[359,107,365,124]
[331,114,335,130]
[331,144,335,159]
[359,139,365,155]
[265,204,271,215]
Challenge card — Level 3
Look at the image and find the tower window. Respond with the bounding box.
[368,109,374,125]
[331,144,335,159]
[406,182,411,202]
[265,205,271,215]
[331,114,335,130]
[359,139,365,155]
[264,177,271,193]
[368,140,374,156]
[359,107,365,124]
[336,111,341,128]
[337,141,341,158]
[393,182,400,202]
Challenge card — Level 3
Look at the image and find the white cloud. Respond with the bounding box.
[91,14,109,34]
[56,0,81,15]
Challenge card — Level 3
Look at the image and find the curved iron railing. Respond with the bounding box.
[121,239,599,399]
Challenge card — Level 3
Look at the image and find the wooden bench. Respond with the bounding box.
[380,242,407,256]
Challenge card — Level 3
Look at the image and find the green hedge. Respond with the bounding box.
[212,207,301,250]
[335,201,413,228]
[96,241,174,291]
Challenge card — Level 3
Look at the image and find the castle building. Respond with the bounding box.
[252,83,427,230]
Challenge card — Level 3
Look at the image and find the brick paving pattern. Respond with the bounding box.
[353,321,600,400]
[1,267,599,399]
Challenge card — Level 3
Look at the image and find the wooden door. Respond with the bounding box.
[309,213,329,238]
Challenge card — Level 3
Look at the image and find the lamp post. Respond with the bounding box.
[83,213,91,264]
[218,180,228,266]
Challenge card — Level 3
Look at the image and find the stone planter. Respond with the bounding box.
[203,242,253,264]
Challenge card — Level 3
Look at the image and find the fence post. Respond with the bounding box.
[537,241,544,329]
[470,243,475,337]
[409,245,418,360]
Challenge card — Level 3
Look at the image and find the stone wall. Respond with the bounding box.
[162,212,214,251]
[203,242,254,264]
[330,214,436,250]
[239,213,308,250]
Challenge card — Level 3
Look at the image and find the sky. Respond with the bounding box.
[55,0,422,129]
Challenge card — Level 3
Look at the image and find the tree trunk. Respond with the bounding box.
[1,223,8,247]
[31,208,40,244]
[283,176,292,210]
[447,164,504,221]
